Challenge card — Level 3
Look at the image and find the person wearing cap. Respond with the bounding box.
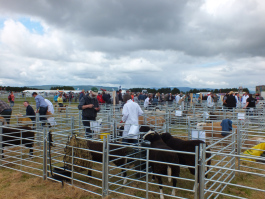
[78,89,100,138]
[0,99,12,124]
[32,92,48,125]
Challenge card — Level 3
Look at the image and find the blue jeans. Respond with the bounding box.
[39,107,48,126]
[10,101,14,107]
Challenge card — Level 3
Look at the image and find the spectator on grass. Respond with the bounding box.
[0,99,12,124]
[23,101,35,122]
[32,92,48,125]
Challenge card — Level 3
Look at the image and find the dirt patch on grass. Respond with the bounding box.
[0,168,98,199]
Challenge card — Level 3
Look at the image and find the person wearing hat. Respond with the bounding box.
[32,92,48,125]
[0,99,12,124]
[78,89,100,138]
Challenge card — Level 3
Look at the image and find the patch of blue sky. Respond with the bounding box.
[196,61,225,68]
[0,18,6,29]
[18,17,44,35]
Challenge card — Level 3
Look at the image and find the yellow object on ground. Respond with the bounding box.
[100,133,110,140]
[241,143,265,161]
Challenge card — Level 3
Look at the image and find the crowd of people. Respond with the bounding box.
[1,89,264,142]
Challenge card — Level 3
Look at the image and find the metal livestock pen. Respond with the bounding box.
[0,102,265,198]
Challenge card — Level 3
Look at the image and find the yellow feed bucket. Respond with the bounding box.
[100,133,110,140]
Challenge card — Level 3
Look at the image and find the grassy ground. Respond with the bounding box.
[0,167,97,199]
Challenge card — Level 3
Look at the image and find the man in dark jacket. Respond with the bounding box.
[226,91,237,109]
[78,90,100,138]
[102,91,111,104]
[23,101,36,121]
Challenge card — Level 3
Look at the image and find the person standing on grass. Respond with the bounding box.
[53,93,58,103]
[78,90,100,138]
[57,93,64,107]
[122,93,143,143]
[8,91,15,107]
[243,94,259,116]
[0,99,12,124]
[32,92,48,125]
[23,101,36,122]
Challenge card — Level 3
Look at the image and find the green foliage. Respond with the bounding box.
[157,87,171,94]
[50,86,75,90]
[171,88,180,94]
[130,88,147,92]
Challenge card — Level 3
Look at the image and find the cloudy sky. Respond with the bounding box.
[0,0,264,91]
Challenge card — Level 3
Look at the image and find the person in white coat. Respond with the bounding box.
[122,94,143,143]
[207,93,214,107]
[175,94,180,104]
[144,94,151,110]
[45,98,57,146]
[44,98,57,127]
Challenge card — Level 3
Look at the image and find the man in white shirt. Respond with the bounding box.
[144,94,151,110]
[175,94,180,104]
[207,93,213,107]
[241,93,249,108]
[45,99,57,146]
[122,94,143,143]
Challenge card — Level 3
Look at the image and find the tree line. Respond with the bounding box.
[0,86,75,92]
[0,86,40,92]
[50,86,75,90]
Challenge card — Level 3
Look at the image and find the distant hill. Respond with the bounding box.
[27,85,213,92]
[28,85,119,91]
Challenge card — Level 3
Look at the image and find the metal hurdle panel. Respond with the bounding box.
[106,141,204,199]
[0,123,45,179]
[2,102,265,198]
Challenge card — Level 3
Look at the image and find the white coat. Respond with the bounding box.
[144,97,150,108]
[45,99,57,126]
[175,95,180,104]
[207,95,213,107]
[122,99,143,139]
